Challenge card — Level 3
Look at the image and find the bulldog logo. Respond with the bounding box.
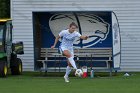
[49,13,110,48]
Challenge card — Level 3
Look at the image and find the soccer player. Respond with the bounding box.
[51,22,88,82]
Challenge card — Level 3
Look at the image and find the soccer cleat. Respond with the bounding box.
[64,76,69,82]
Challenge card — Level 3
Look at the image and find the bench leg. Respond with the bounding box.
[58,59,61,72]
[109,68,112,77]
[37,61,45,72]
[43,61,45,71]
[45,61,48,72]
[40,61,48,73]
[108,61,112,76]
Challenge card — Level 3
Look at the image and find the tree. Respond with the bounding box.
[0,0,10,18]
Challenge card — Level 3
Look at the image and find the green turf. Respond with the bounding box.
[0,72,140,93]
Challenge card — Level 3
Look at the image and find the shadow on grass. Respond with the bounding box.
[20,71,121,78]
[5,71,139,79]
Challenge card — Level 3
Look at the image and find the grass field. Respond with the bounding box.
[0,72,140,93]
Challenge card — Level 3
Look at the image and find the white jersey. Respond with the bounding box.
[59,29,81,49]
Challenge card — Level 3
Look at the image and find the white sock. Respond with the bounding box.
[68,57,77,69]
[65,66,72,77]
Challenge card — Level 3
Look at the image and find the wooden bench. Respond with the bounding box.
[37,48,113,76]
[37,48,64,72]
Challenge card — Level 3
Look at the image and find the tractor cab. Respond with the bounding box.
[0,19,24,77]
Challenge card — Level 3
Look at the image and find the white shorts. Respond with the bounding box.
[59,46,74,58]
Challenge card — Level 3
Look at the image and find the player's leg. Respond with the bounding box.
[64,60,72,77]
[64,60,72,82]
[60,47,77,82]
[63,50,77,69]
[63,50,77,82]
[59,47,71,82]
[60,47,77,69]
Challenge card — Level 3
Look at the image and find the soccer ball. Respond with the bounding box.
[75,69,83,77]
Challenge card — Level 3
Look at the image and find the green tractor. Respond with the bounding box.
[0,19,24,77]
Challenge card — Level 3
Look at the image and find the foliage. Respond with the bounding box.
[0,0,10,18]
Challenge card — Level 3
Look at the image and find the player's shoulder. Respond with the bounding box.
[74,30,79,32]
[61,29,68,33]
[74,31,80,34]
[74,31,81,37]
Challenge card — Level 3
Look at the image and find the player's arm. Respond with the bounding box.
[80,35,89,40]
[51,35,61,49]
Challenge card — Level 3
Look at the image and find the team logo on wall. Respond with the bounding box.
[113,23,119,45]
[49,13,110,48]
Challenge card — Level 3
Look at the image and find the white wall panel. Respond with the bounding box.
[11,0,140,71]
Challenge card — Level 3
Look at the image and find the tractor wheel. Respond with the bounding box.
[0,61,8,77]
[11,58,22,75]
